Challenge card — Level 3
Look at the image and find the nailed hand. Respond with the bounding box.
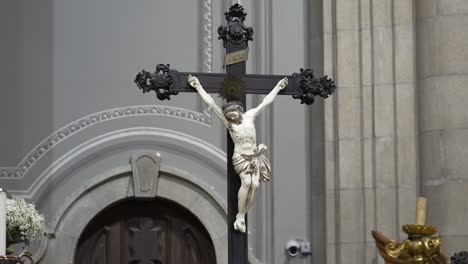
[188,74,200,89]
[278,77,288,90]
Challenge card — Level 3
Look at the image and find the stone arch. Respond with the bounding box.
[36,169,227,264]
[24,127,228,264]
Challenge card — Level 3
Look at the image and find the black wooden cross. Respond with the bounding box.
[134,4,335,264]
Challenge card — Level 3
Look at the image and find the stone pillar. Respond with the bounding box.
[417,0,468,256]
[323,0,418,263]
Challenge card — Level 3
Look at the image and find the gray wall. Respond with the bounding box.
[0,1,323,263]
[0,0,24,165]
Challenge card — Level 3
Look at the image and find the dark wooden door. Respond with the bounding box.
[75,198,216,264]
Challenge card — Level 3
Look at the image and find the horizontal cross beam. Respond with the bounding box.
[135,64,335,105]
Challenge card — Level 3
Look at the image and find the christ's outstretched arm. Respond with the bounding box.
[246,77,288,117]
[188,75,228,126]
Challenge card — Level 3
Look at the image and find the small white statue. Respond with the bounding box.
[188,75,288,232]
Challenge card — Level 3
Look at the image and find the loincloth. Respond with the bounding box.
[232,144,271,182]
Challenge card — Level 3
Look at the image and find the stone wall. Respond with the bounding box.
[417,0,468,256]
[323,0,418,263]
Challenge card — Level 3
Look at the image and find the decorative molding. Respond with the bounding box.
[135,65,179,101]
[131,152,162,198]
[199,0,213,118]
[291,68,336,105]
[0,105,211,179]
[217,4,254,47]
[202,0,213,73]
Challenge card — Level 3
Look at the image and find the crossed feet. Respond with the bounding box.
[233,213,246,233]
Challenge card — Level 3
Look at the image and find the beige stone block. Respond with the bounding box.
[372,27,394,85]
[416,18,439,78]
[366,244,379,264]
[419,75,468,131]
[419,131,445,183]
[339,189,365,243]
[360,0,371,29]
[441,75,468,129]
[326,243,337,264]
[337,30,360,87]
[361,29,373,86]
[396,83,417,137]
[372,0,392,27]
[394,0,414,25]
[363,138,375,188]
[323,33,335,75]
[326,192,337,243]
[44,231,76,264]
[338,139,363,189]
[396,186,417,233]
[394,25,415,83]
[415,0,438,19]
[90,176,133,208]
[362,85,373,139]
[437,16,468,75]
[396,136,418,186]
[58,194,103,240]
[375,187,398,236]
[157,176,202,210]
[364,188,376,232]
[418,78,442,132]
[190,193,227,240]
[339,243,367,264]
[324,89,336,141]
[424,181,468,235]
[325,141,337,190]
[444,129,468,180]
[337,87,361,140]
[323,0,334,34]
[438,0,468,15]
[336,0,359,30]
[212,236,228,264]
[375,137,396,188]
[374,84,395,137]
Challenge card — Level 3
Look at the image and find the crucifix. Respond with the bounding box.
[134,4,335,263]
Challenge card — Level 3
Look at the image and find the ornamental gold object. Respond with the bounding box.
[372,197,448,264]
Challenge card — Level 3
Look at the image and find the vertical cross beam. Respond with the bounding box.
[134,4,336,263]
[217,4,253,264]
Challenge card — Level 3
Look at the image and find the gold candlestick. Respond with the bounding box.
[373,197,448,264]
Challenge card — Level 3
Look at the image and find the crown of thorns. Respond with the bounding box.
[222,101,244,115]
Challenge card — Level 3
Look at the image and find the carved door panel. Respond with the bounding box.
[75,199,216,264]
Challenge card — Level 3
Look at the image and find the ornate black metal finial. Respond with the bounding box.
[217,4,254,47]
[135,64,179,101]
[451,251,468,264]
[291,68,336,105]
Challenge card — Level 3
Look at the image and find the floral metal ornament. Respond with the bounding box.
[217,3,253,47]
[292,68,336,105]
[135,64,179,100]
[218,76,245,102]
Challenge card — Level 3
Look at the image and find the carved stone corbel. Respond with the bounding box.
[130,152,161,198]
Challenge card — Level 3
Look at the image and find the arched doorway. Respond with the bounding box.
[74,198,217,264]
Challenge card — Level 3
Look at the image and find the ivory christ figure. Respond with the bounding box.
[188,75,288,232]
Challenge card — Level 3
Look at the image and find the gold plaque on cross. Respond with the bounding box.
[225,48,249,66]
